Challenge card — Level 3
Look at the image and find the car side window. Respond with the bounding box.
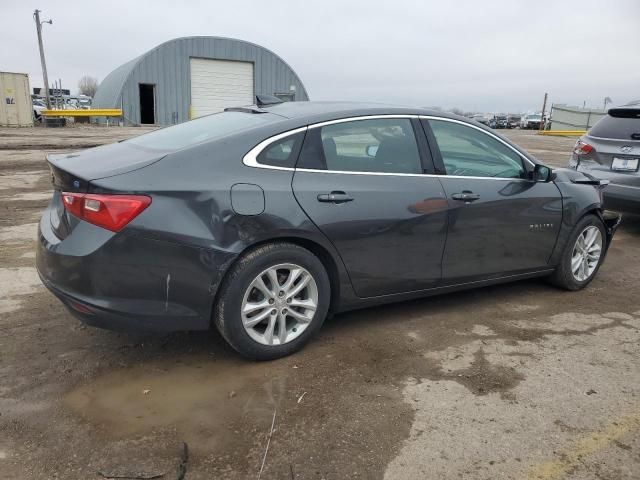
[299,118,422,174]
[257,132,304,168]
[429,120,526,179]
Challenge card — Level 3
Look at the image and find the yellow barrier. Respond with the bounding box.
[42,109,123,117]
[538,130,586,137]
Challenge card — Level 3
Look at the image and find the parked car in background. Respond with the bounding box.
[37,100,620,360]
[495,115,508,129]
[569,103,640,212]
[68,95,92,109]
[32,98,46,121]
[521,113,542,129]
[507,115,521,129]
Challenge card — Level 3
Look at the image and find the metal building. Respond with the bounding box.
[93,36,309,125]
[548,104,606,131]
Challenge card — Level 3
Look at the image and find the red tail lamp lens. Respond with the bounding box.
[61,192,151,232]
[573,140,594,155]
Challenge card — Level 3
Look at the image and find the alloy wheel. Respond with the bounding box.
[571,226,603,282]
[241,263,318,346]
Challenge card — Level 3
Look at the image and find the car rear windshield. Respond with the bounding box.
[126,111,276,151]
[589,111,640,140]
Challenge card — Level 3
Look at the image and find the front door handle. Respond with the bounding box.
[317,191,354,204]
[451,191,480,202]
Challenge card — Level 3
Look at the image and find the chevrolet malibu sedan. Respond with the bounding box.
[37,100,620,360]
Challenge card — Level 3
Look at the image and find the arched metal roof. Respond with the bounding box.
[93,36,309,125]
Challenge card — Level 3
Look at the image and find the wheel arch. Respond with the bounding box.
[549,204,611,266]
[210,235,344,326]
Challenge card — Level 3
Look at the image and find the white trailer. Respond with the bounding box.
[0,72,32,127]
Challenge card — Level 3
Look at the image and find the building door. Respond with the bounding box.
[189,58,254,118]
[139,84,155,124]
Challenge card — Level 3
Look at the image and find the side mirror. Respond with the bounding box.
[366,145,379,157]
[532,164,552,182]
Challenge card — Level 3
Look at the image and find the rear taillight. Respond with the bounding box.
[573,140,594,155]
[61,192,151,232]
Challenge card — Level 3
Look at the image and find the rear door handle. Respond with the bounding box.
[317,191,354,204]
[451,191,480,202]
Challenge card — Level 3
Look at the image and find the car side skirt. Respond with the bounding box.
[335,268,555,313]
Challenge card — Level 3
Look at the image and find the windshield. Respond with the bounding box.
[126,111,277,151]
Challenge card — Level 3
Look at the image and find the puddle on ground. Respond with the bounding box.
[66,358,292,451]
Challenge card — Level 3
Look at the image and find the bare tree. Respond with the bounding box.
[78,75,99,97]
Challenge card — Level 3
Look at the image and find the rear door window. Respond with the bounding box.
[298,118,422,174]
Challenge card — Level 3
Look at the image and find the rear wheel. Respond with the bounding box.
[214,242,330,360]
[549,214,606,290]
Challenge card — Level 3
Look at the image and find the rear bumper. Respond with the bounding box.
[36,208,237,333]
[39,272,208,332]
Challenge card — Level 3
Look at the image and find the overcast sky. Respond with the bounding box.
[3,0,639,113]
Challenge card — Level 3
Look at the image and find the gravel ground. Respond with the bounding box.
[0,126,638,480]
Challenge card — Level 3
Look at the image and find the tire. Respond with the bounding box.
[214,242,330,360]
[549,214,606,291]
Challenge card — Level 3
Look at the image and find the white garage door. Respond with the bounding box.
[190,58,254,118]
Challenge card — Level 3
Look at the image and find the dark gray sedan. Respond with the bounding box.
[569,103,640,213]
[37,101,620,359]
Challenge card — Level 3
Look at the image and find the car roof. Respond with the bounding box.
[257,101,457,122]
[220,101,541,166]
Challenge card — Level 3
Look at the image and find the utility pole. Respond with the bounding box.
[539,92,548,132]
[33,9,53,109]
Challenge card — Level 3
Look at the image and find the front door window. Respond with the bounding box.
[429,120,525,179]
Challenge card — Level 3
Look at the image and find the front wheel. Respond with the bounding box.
[549,214,606,291]
[214,242,330,360]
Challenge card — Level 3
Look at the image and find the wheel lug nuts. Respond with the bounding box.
[271,309,277,315]
[269,298,274,304]
[278,291,284,297]
[286,298,291,303]
[282,309,287,315]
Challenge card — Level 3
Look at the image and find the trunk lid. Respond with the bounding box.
[47,141,167,192]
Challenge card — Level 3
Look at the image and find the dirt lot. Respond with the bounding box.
[0,126,639,480]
